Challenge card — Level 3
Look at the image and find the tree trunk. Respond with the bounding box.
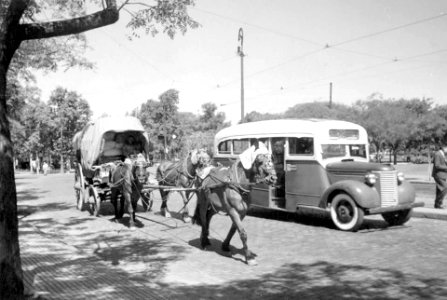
[0,55,24,300]
[0,1,119,298]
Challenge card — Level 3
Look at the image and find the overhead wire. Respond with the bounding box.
[230,47,447,107]
[203,9,447,106]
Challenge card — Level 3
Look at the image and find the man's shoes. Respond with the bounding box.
[434,205,446,209]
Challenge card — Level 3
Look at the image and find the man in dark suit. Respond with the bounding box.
[432,145,447,209]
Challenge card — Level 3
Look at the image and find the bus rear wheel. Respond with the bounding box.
[330,193,364,232]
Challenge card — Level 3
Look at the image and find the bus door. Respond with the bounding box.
[250,137,286,209]
[285,137,329,211]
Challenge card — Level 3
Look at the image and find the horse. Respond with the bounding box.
[110,156,149,229]
[156,149,211,222]
[193,143,276,265]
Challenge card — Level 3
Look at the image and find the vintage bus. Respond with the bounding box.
[213,119,423,231]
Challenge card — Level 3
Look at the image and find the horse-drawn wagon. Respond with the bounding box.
[72,116,153,217]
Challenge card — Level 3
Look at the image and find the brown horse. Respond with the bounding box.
[156,149,211,222]
[110,157,149,229]
[193,144,276,265]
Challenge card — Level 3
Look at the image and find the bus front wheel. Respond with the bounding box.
[330,193,364,232]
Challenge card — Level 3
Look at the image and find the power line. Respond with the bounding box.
[192,7,323,47]
[195,8,447,91]
[332,12,447,47]
[224,47,447,107]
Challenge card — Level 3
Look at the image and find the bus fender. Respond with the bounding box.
[397,180,416,204]
[321,180,380,209]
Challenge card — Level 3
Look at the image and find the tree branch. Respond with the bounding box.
[16,1,119,41]
[118,0,132,11]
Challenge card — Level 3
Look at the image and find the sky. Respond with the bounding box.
[36,0,447,125]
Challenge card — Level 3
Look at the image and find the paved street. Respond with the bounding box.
[17,171,447,299]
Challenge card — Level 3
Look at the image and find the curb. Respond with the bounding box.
[412,207,447,221]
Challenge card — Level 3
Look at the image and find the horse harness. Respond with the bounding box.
[159,158,196,188]
[109,161,145,197]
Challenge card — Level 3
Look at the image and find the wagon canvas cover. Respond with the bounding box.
[73,116,150,178]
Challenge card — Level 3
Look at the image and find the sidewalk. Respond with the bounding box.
[407,178,447,221]
[395,162,447,221]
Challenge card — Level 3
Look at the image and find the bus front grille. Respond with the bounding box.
[378,171,398,207]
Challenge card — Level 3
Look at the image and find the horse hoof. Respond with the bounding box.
[246,259,258,266]
[183,216,191,223]
[201,239,211,250]
[161,209,171,218]
[201,245,212,251]
[129,224,136,231]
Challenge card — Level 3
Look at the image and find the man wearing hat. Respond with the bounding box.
[432,144,447,209]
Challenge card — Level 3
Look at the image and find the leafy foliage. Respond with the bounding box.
[243,96,447,165]
[126,0,200,39]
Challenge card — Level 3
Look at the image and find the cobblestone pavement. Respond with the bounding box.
[16,172,447,300]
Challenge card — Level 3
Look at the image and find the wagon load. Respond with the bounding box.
[73,116,150,179]
[73,116,152,216]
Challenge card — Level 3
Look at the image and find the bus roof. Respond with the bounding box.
[215,119,365,141]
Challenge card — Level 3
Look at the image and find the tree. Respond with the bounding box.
[195,102,228,150]
[353,98,417,164]
[244,110,281,122]
[198,102,228,131]
[0,1,197,298]
[284,101,356,121]
[134,89,181,160]
[47,87,91,171]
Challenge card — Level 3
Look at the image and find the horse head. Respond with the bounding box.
[131,155,150,185]
[190,148,211,170]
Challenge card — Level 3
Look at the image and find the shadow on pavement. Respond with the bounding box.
[21,235,185,299]
[160,261,447,300]
[188,237,247,263]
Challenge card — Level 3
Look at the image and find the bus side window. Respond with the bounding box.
[233,139,250,154]
[218,140,231,154]
[289,137,314,155]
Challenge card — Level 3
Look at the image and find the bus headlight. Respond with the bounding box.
[365,173,377,186]
[397,172,405,184]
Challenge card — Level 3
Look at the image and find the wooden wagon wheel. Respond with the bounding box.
[74,163,87,211]
[87,186,101,217]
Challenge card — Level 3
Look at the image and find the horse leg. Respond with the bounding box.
[123,190,136,230]
[179,191,192,223]
[131,189,139,226]
[195,189,213,249]
[118,190,125,219]
[223,191,256,266]
[221,223,237,252]
[111,188,120,220]
[227,208,255,265]
[159,189,171,218]
[203,206,214,248]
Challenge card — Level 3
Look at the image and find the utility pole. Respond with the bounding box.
[329,82,333,109]
[237,28,245,123]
